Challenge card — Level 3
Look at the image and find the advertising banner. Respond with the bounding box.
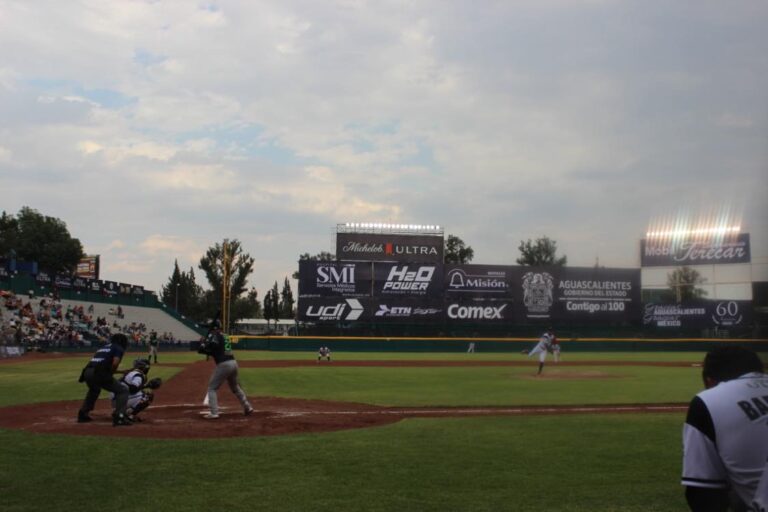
[102,280,119,297]
[508,266,640,324]
[35,271,53,286]
[131,285,145,296]
[0,267,8,282]
[298,260,373,298]
[73,277,88,291]
[372,263,443,298]
[298,297,369,323]
[643,300,753,328]
[54,274,73,289]
[371,298,444,323]
[119,283,132,295]
[75,255,100,280]
[89,279,102,294]
[337,233,444,263]
[641,233,751,267]
[444,299,515,323]
[444,264,511,297]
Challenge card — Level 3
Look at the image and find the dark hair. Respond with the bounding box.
[110,333,129,349]
[702,345,764,383]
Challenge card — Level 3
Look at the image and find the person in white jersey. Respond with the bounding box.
[522,328,555,375]
[681,345,767,512]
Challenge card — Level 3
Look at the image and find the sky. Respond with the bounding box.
[1,0,767,298]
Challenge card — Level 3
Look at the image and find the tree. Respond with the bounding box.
[292,251,335,279]
[0,207,84,272]
[667,266,708,302]
[516,237,567,266]
[160,261,204,318]
[444,235,474,264]
[263,283,280,327]
[197,239,255,327]
[279,277,295,318]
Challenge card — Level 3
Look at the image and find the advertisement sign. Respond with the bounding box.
[75,255,100,280]
[35,271,53,286]
[131,285,144,296]
[298,297,369,323]
[444,265,511,297]
[298,261,372,298]
[507,266,640,324]
[371,299,444,323]
[337,233,444,263]
[73,277,88,291]
[641,233,751,267]
[102,280,119,296]
[119,283,133,295]
[372,263,443,298]
[89,280,102,294]
[445,300,515,323]
[643,300,753,328]
[0,267,9,282]
[54,274,73,289]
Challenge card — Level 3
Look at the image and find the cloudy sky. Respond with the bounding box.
[1,0,766,297]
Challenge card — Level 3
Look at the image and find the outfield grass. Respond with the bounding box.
[0,351,715,511]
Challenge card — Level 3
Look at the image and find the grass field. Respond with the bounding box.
[1,349,757,512]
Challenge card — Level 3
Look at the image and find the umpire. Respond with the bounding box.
[77,333,133,426]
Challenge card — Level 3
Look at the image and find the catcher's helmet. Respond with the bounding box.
[133,358,151,373]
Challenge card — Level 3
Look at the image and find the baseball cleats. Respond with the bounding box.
[244,407,255,416]
[112,413,133,427]
[77,413,93,423]
[203,413,220,420]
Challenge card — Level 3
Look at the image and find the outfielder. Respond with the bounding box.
[681,345,768,511]
[523,328,556,375]
[198,320,254,419]
[110,358,162,422]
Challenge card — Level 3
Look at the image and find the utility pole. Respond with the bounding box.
[222,239,231,334]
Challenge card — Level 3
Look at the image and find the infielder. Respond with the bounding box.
[523,328,556,375]
[110,358,162,422]
[198,320,254,419]
[317,345,331,363]
[681,345,767,511]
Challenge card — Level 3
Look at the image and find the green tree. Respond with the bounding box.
[160,261,204,318]
[197,239,255,326]
[0,211,19,258]
[263,284,280,327]
[292,251,335,279]
[279,277,295,318]
[516,237,567,266]
[0,207,84,272]
[444,234,474,264]
[667,266,708,302]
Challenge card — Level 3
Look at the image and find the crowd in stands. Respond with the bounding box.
[0,290,179,351]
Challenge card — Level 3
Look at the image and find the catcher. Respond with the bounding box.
[111,358,162,422]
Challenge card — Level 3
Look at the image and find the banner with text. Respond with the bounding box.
[444,264,512,298]
[372,263,444,298]
[337,233,444,263]
[641,233,751,267]
[298,261,373,298]
[642,300,753,328]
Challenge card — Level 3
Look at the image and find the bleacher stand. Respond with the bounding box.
[0,291,199,355]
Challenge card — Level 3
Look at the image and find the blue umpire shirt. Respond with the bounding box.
[87,343,125,374]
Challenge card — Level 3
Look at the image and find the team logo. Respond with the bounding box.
[522,272,554,317]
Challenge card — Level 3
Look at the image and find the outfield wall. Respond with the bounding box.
[229,336,768,353]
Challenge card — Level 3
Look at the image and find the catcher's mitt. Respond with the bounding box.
[145,377,163,390]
